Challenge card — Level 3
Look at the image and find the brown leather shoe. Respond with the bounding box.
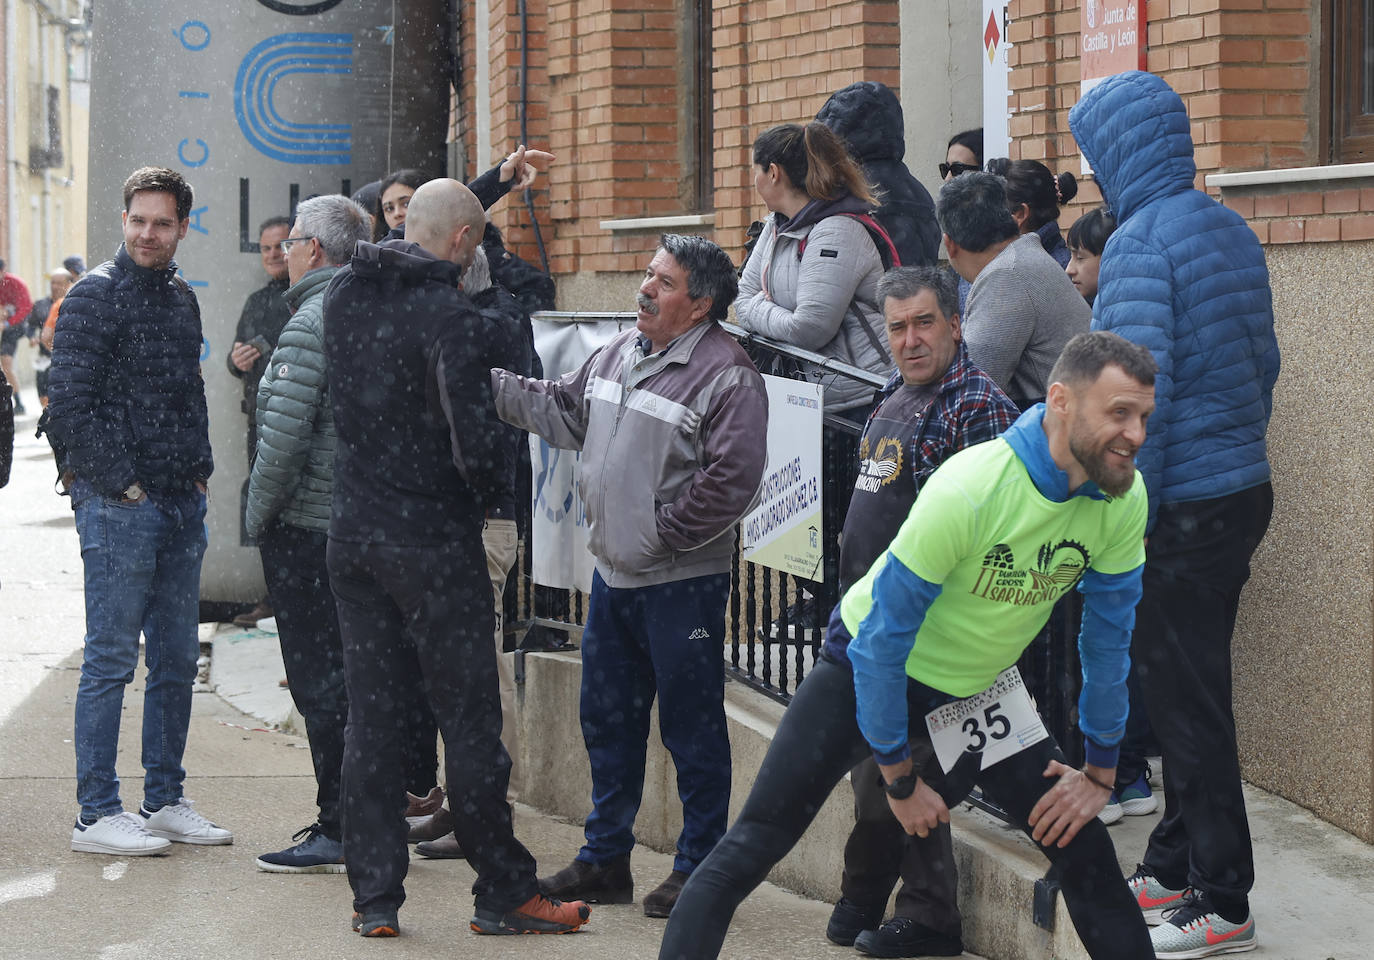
[232,600,272,628]
[538,855,633,904]
[407,805,454,843]
[642,869,688,918]
[415,831,466,859]
[404,785,444,820]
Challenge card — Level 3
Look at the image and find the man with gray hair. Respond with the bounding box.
[494,234,768,919]
[938,171,1090,410]
[245,193,370,873]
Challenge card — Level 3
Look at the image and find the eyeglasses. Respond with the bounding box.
[939,161,981,179]
[278,235,316,253]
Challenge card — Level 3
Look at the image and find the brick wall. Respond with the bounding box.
[1005,0,1353,246]
[458,0,900,277]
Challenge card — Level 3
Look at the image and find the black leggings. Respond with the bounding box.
[658,656,1153,960]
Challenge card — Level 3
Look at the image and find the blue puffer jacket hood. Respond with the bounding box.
[1069,71,1280,529]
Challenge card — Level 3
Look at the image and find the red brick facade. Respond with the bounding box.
[1006,0,1356,247]
[455,0,899,278]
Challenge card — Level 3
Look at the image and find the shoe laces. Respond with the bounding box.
[108,811,153,835]
[1126,862,1153,884]
[1161,889,1212,929]
[164,798,214,827]
[879,916,914,934]
[290,823,327,843]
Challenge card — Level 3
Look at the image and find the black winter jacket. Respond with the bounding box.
[47,245,213,499]
[816,81,941,267]
[324,240,505,546]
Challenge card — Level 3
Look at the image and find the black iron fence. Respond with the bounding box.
[505,312,1085,768]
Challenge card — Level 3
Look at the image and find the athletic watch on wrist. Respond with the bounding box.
[883,771,919,800]
[122,482,144,502]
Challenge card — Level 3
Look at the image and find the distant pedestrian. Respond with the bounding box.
[984,158,1079,267]
[0,258,34,416]
[495,234,767,920]
[48,166,232,856]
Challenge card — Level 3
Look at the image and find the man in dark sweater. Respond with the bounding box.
[322,178,590,939]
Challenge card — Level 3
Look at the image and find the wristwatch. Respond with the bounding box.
[122,482,144,502]
[883,772,919,800]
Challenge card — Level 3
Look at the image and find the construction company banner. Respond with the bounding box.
[740,376,824,581]
[982,1,1011,162]
[1080,0,1146,172]
[527,316,635,593]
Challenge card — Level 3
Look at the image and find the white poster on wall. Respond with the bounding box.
[527,315,634,593]
[982,0,1012,162]
[740,375,824,581]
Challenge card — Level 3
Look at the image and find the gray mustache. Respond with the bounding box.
[636,293,658,315]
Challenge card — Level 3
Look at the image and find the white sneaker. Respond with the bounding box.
[256,616,278,634]
[141,798,234,845]
[71,811,172,856]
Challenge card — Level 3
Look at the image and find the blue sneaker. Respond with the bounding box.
[255,823,346,874]
[1117,770,1158,816]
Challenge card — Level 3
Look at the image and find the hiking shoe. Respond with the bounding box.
[71,811,171,856]
[854,917,963,958]
[1150,891,1257,957]
[1117,771,1158,816]
[642,869,688,918]
[351,911,399,937]
[470,893,590,935]
[826,897,884,946]
[255,824,345,873]
[1127,863,1189,924]
[538,855,633,903]
[141,798,233,845]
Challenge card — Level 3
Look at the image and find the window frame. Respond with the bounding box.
[1332,0,1374,162]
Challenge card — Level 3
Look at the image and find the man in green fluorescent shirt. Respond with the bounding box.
[660,330,1159,960]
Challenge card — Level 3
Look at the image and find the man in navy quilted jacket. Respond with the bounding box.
[48,167,232,858]
[1070,71,1279,960]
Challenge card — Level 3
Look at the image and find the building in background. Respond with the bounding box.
[1,0,90,315]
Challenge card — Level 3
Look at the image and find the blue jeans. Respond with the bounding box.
[72,480,207,820]
[579,571,731,875]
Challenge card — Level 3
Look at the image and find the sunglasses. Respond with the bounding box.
[939,161,981,179]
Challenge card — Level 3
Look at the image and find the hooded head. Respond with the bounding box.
[815,81,906,165]
[1068,71,1196,224]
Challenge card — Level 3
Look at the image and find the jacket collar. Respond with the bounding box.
[634,317,716,365]
[115,243,180,287]
[1001,404,1108,503]
[284,265,340,311]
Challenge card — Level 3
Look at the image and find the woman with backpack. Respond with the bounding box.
[735,122,895,418]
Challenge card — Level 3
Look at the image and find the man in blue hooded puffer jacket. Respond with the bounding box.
[1069,71,1279,959]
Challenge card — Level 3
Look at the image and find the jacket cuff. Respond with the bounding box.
[1083,738,1120,770]
[871,743,911,767]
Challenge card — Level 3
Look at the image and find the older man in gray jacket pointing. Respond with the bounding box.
[492,234,768,919]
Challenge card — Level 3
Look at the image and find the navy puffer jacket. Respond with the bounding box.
[47,245,213,498]
[1069,71,1279,529]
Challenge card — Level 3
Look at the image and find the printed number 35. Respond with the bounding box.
[961,702,1011,753]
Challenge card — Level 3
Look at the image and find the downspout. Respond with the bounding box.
[517,0,548,273]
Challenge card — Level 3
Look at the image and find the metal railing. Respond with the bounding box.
[504,313,1085,768]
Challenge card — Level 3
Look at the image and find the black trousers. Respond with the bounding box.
[328,536,537,915]
[1136,483,1273,914]
[844,754,961,937]
[259,521,346,837]
[659,656,1152,960]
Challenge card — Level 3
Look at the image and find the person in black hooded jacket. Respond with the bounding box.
[322,177,589,938]
[816,81,940,268]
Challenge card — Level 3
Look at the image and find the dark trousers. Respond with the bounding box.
[1136,483,1273,914]
[328,536,537,915]
[844,754,961,937]
[578,570,732,875]
[659,656,1152,960]
[259,521,346,838]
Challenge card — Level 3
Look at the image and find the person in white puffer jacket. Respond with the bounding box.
[736,121,892,416]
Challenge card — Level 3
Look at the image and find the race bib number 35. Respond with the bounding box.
[924,667,1049,774]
